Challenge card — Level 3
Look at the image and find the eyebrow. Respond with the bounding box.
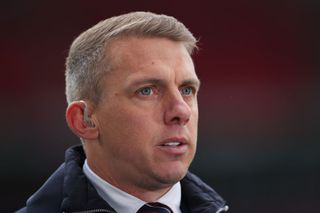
[129,77,201,89]
[130,78,165,87]
[180,79,201,90]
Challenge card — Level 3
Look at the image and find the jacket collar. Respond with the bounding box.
[61,145,116,213]
[26,145,227,213]
[180,172,227,213]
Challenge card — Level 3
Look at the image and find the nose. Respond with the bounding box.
[164,91,192,126]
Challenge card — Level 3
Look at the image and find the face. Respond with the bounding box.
[90,37,200,193]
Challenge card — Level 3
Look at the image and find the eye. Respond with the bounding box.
[180,86,194,96]
[138,87,153,96]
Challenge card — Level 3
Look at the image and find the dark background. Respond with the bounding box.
[1,1,319,212]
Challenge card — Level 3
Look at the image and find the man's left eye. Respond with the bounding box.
[180,87,193,96]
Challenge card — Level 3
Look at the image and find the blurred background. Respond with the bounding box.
[1,0,319,212]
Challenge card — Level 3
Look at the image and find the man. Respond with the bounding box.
[17,11,229,213]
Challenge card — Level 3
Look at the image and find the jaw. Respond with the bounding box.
[147,153,194,187]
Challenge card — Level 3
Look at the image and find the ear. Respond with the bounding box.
[66,101,98,140]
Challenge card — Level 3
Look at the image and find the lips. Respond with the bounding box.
[159,137,187,146]
[157,137,189,155]
[162,141,182,146]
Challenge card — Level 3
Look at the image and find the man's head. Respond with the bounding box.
[65,12,200,201]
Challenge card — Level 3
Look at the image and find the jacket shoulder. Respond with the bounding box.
[20,163,66,213]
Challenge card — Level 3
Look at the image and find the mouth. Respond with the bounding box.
[161,141,183,147]
[159,137,188,146]
[157,138,189,155]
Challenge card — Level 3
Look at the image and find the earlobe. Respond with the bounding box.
[65,101,98,140]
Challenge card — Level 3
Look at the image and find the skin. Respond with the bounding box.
[68,37,200,202]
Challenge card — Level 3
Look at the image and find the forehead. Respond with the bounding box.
[106,36,197,79]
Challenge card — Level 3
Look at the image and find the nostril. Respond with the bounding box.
[171,116,180,124]
[169,116,190,125]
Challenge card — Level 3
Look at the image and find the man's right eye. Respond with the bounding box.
[138,87,153,96]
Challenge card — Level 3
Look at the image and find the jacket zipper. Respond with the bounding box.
[216,205,229,213]
[63,209,116,213]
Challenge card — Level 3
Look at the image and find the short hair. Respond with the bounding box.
[65,11,198,105]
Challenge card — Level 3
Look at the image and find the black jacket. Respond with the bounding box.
[17,145,228,213]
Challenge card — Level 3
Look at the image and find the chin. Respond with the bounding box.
[156,166,188,185]
[140,167,188,191]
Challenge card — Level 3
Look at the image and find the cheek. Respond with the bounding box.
[99,106,157,144]
[98,111,154,161]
